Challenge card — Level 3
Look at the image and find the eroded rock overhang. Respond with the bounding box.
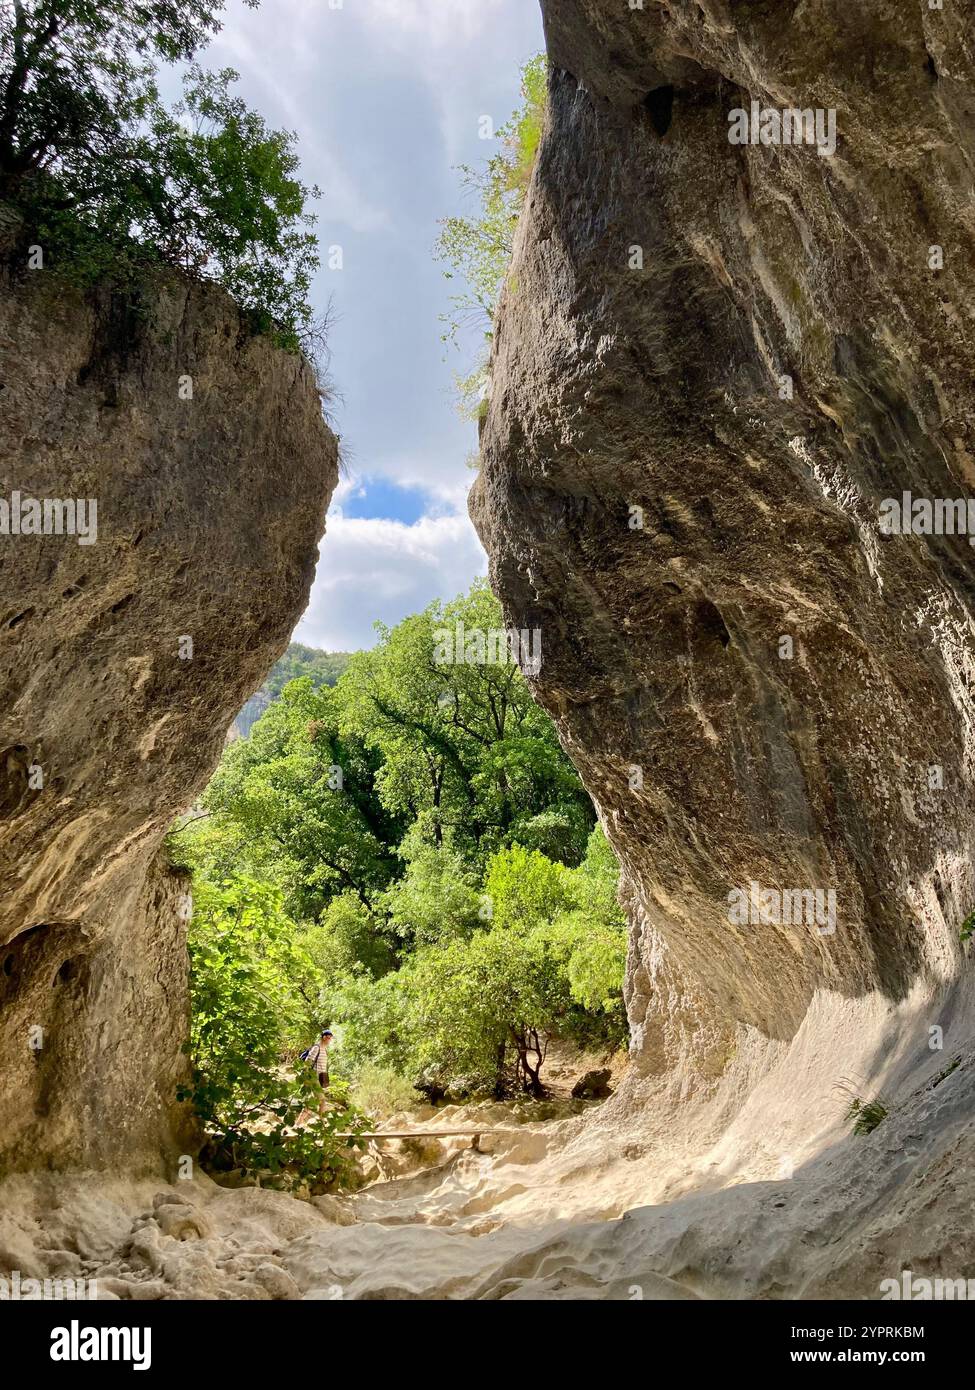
[472,0,975,1075]
[0,268,338,1173]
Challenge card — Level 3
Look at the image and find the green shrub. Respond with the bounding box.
[845,1096,889,1136]
[191,1081,368,1195]
[351,1064,420,1120]
[318,970,413,1079]
[835,1080,890,1137]
[435,54,547,416]
[181,874,366,1191]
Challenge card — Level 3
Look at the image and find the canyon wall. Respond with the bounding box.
[0,259,337,1175]
[473,0,975,1086]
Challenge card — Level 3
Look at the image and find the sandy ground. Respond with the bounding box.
[3,977,974,1300]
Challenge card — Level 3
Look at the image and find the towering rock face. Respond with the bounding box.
[473,0,975,1082]
[0,266,337,1174]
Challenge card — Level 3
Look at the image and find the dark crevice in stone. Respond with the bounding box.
[694,598,731,649]
[644,85,675,136]
[53,957,82,986]
[0,744,31,817]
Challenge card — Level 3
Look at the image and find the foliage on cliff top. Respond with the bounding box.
[435,53,546,417]
[0,1,320,352]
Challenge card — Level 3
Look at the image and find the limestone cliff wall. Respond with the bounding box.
[473,0,975,1082]
[0,267,337,1174]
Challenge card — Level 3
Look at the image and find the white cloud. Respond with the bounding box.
[342,452,478,507]
[356,0,542,172]
[329,475,366,508]
[208,11,392,234]
[360,0,509,49]
[201,0,541,650]
[295,504,487,650]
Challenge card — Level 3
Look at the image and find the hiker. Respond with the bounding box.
[303,1029,333,1115]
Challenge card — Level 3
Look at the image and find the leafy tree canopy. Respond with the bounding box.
[381,840,484,950]
[539,826,629,1016]
[408,925,571,1098]
[0,0,320,350]
[174,581,624,1133]
[264,643,351,700]
[339,576,591,867]
[203,677,403,922]
[406,826,628,1097]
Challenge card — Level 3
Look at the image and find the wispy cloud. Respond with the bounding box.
[296,504,487,650]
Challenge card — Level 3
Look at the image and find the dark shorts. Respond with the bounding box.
[318,1072,329,1088]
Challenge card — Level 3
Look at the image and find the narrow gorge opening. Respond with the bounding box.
[2,0,975,1343]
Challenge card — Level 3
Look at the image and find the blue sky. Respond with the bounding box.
[208,0,545,651]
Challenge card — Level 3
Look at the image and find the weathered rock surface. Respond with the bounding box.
[6,0,975,1301]
[469,0,975,1290]
[474,0,975,1077]
[0,267,337,1174]
[571,1068,612,1099]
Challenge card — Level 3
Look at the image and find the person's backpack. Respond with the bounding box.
[299,1044,315,1063]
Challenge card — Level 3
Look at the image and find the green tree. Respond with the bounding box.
[410,925,571,1097]
[484,843,575,934]
[204,678,403,922]
[381,839,484,949]
[302,890,397,981]
[338,577,592,868]
[315,831,628,1102]
[0,1,321,350]
[264,643,352,699]
[542,826,628,1023]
